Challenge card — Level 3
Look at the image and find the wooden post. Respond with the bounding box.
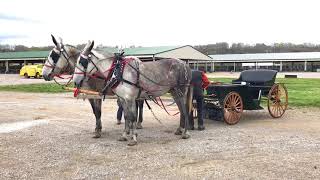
[304,61,307,71]
[5,60,9,73]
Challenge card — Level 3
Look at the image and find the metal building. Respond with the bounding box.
[210,52,320,72]
[0,45,213,73]
[106,45,213,71]
[0,51,49,73]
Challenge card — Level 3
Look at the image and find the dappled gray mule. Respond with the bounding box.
[42,35,107,138]
[42,35,144,137]
[73,41,193,146]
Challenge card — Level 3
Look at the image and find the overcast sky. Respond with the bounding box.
[1,0,320,47]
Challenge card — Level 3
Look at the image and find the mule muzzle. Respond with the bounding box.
[43,74,53,81]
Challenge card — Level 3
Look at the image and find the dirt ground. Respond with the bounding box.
[0,91,320,179]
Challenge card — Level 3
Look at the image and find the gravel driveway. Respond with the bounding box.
[0,92,320,179]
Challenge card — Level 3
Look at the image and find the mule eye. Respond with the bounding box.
[79,57,88,69]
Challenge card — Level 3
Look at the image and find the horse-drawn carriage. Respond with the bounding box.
[195,69,288,125]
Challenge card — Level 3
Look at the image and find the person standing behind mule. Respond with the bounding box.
[190,70,210,130]
[116,99,144,129]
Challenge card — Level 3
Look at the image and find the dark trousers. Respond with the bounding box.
[190,95,204,127]
[117,100,144,122]
[117,105,123,121]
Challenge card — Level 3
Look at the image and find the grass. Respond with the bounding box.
[210,78,320,107]
[0,78,320,107]
[0,83,69,93]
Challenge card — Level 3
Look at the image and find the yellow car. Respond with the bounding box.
[20,64,44,78]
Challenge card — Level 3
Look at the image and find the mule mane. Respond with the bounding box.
[64,44,80,57]
[92,49,115,59]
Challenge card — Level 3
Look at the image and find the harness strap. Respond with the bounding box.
[135,61,142,99]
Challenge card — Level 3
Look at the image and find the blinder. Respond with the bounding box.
[79,55,89,69]
[50,50,61,64]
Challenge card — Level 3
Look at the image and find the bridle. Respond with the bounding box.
[45,45,76,74]
[45,45,80,86]
[74,51,136,94]
[74,52,118,81]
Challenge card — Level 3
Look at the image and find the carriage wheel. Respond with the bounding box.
[223,92,243,125]
[268,83,288,118]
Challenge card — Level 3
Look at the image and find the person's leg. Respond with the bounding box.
[196,95,205,130]
[136,100,144,129]
[189,96,195,130]
[117,105,123,125]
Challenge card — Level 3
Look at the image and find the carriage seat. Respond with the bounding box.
[232,69,277,86]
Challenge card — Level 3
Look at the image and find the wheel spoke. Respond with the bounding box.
[231,113,236,121]
[226,112,232,121]
[235,101,241,106]
[230,94,234,104]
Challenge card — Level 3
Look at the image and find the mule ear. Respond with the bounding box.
[89,40,94,51]
[82,40,94,56]
[51,34,61,49]
[58,37,64,50]
[58,37,63,45]
[51,34,58,46]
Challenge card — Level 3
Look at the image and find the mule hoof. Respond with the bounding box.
[182,133,190,139]
[136,124,143,129]
[174,129,182,135]
[127,140,137,146]
[92,130,101,138]
[118,136,128,141]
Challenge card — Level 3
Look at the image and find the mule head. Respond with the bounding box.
[42,35,78,81]
[73,40,95,88]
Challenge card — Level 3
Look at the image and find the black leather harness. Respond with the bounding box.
[100,53,143,99]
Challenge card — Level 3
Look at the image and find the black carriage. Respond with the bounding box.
[196,69,288,125]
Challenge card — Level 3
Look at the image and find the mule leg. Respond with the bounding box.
[136,100,143,129]
[118,120,129,142]
[123,100,138,146]
[117,100,129,142]
[89,99,102,138]
[171,90,185,135]
[171,90,190,139]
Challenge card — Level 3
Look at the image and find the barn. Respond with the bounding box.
[0,45,213,73]
[104,45,213,71]
[210,52,320,72]
[0,51,49,73]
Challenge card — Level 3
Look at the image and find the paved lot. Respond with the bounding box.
[0,92,319,179]
[0,74,70,86]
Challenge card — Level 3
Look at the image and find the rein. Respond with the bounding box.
[151,97,180,116]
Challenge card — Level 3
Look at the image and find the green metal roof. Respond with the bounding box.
[0,50,49,60]
[98,47,119,53]
[0,46,183,60]
[123,46,181,55]
[99,46,182,55]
